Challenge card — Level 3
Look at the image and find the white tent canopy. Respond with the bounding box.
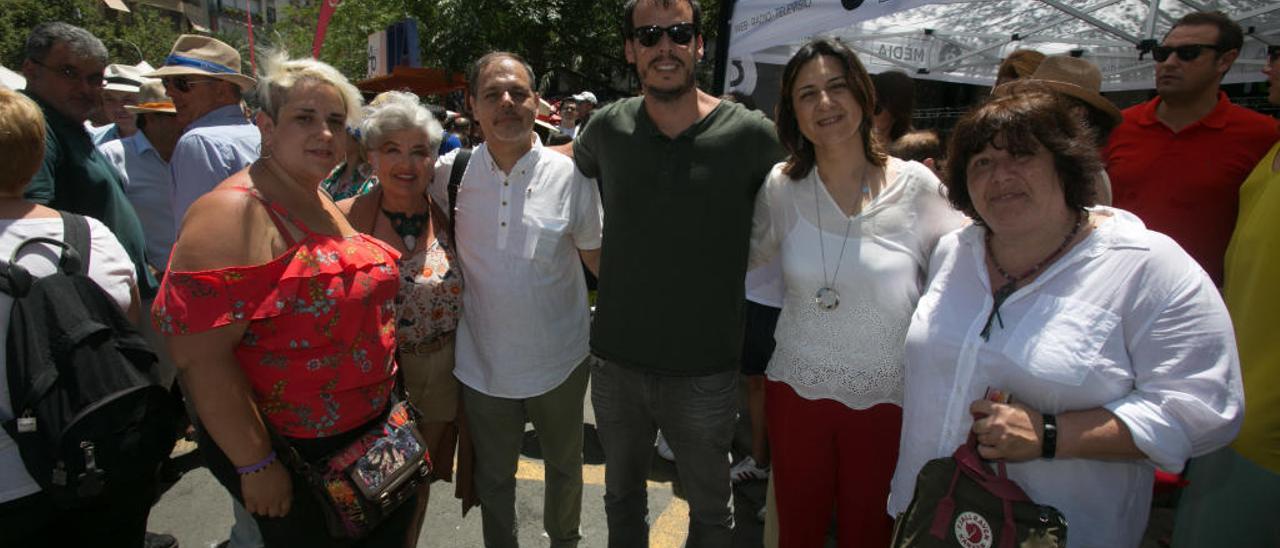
[0,65,25,90]
[725,0,1278,101]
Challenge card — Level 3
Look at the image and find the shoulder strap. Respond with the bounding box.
[447,149,472,244]
[60,211,91,275]
[224,186,306,247]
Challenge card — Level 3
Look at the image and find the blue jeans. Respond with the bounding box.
[590,356,737,548]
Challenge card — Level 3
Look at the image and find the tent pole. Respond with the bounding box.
[1142,0,1161,41]
[713,0,736,95]
[1037,0,1141,44]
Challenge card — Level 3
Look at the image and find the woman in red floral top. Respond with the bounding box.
[338,91,463,547]
[153,54,414,546]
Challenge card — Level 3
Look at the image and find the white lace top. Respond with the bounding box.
[750,159,966,410]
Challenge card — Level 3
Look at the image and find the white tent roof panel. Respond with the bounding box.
[726,0,1278,94]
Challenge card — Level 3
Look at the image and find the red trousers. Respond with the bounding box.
[766,379,902,548]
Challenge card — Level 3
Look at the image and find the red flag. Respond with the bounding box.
[313,0,344,58]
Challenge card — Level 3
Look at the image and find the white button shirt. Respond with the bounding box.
[433,140,603,398]
[890,208,1243,548]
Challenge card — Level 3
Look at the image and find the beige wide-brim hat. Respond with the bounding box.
[124,81,177,114]
[995,55,1121,125]
[144,34,256,91]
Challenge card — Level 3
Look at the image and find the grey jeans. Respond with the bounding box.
[590,356,738,548]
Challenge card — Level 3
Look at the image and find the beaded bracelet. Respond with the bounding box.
[236,450,277,476]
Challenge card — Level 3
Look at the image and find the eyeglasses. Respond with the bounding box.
[1152,43,1223,63]
[162,76,216,94]
[30,59,103,87]
[1269,45,1280,63]
[630,23,697,47]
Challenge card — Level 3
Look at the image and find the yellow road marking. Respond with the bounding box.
[514,459,689,547]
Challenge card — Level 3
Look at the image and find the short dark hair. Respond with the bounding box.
[467,52,537,98]
[945,92,1101,224]
[1168,11,1244,53]
[871,70,915,142]
[775,37,887,181]
[623,0,702,38]
[890,129,943,163]
[24,22,107,64]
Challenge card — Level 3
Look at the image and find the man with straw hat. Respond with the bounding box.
[100,80,184,277]
[993,54,1123,205]
[145,34,259,230]
[88,62,147,145]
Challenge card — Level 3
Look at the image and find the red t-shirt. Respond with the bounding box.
[1105,92,1279,285]
[153,188,402,438]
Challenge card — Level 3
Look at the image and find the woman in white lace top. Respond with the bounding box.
[749,38,965,547]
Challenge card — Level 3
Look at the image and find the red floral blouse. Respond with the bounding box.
[153,187,402,438]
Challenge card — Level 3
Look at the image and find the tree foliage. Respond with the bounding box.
[1,0,182,70]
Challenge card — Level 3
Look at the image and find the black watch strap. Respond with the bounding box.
[1041,413,1058,459]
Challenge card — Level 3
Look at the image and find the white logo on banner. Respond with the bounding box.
[727,54,758,95]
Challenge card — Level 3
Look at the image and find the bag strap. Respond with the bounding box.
[59,211,92,275]
[447,149,472,246]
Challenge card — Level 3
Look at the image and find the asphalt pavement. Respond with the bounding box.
[146,380,769,548]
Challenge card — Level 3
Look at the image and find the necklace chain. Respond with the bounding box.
[980,210,1085,340]
[815,166,872,295]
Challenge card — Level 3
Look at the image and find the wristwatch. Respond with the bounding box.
[1041,413,1058,459]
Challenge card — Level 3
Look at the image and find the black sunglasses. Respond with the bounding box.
[1152,43,1223,63]
[1269,45,1280,63]
[163,76,216,93]
[630,23,696,47]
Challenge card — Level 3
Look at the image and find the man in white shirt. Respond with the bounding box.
[433,51,602,548]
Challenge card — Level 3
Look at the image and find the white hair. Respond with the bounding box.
[255,50,363,125]
[361,91,443,153]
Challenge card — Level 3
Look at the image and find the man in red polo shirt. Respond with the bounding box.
[1105,10,1279,286]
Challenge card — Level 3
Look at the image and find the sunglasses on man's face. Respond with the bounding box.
[163,76,216,94]
[631,23,697,48]
[1152,43,1223,63]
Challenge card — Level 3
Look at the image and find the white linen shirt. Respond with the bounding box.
[749,160,966,409]
[889,208,1243,548]
[433,140,603,398]
[99,131,176,271]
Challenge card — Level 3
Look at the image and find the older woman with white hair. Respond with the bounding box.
[337,91,462,546]
[153,53,419,546]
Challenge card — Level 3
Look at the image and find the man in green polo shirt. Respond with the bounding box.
[20,22,157,299]
[572,1,783,545]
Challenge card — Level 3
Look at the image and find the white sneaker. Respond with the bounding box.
[729,455,770,484]
[655,431,675,461]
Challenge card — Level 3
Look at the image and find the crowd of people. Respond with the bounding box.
[0,0,1277,547]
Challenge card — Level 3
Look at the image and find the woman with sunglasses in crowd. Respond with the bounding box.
[337,91,463,548]
[153,52,417,546]
[749,37,965,547]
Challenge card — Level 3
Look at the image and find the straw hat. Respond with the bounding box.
[103,64,146,94]
[124,81,177,114]
[995,55,1121,125]
[144,35,256,91]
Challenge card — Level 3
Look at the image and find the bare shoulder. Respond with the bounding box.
[170,176,274,272]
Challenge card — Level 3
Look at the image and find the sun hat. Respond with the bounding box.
[144,34,256,91]
[124,80,177,114]
[994,55,1121,125]
[103,64,146,94]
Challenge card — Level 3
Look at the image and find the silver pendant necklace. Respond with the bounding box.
[814,166,871,311]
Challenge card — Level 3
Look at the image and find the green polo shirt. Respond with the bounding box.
[23,91,158,298]
[574,97,783,376]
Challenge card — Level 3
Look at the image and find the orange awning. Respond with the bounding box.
[356,66,467,97]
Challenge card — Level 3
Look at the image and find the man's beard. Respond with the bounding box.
[638,59,696,103]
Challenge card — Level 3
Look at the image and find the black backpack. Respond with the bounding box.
[0,212,175,508]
